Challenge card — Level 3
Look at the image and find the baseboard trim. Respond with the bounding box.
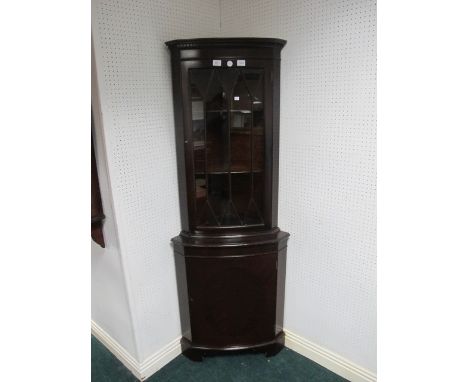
[139,336,182,380]
[91,322,375,382]
[284,329,376,382]
[91,321,141,379]
[91,321,182,381]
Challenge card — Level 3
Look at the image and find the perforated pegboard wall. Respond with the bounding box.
[91,0,220,361]
[221,0,377,371]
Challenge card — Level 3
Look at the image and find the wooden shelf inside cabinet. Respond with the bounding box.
[206,109,253,113]
[194,168,264,175]
[166,37,289,361]
[194,171,263,175]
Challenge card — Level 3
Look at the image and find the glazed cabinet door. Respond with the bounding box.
[181,61,274,232]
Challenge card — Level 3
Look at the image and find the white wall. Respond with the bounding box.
[91,43,137,358]
[220,0,377,372]
[91,0,221,362]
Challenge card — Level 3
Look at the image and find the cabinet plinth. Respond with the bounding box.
[166,38,288,359]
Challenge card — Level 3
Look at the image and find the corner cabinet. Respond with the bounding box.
[166,38,289,360]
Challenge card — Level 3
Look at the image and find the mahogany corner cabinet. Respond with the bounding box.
[166,38,289,361]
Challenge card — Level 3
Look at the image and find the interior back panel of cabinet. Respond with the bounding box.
[221,0,376,372]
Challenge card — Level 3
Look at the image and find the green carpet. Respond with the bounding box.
[92,336,349,382]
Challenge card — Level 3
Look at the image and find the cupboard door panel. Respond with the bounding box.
[186,254,277,347]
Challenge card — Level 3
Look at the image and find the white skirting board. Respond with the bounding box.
[91,321,182,381]
[284,329,377,382]
[91,322,375,382]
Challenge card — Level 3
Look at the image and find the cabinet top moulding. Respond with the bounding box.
[165,37,287,49]
[165,38,287,61]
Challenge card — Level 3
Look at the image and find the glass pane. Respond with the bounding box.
[230,70,264,225]
[190,68,265,228]
[230,111,251,172]
[205,70,229,173]
[231,173,251,221]
[249,71,265,173]
[206,111,229,172]
[208,174,241,226]
[190,70,209,175]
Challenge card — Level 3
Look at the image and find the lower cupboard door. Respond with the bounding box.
[185,253,277,348]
